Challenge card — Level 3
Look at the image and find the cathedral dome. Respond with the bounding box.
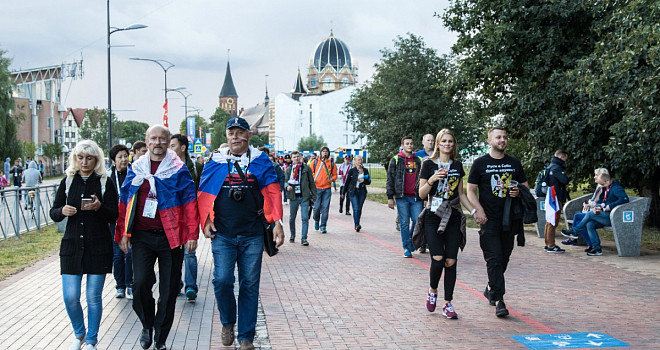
[311,32,354,71]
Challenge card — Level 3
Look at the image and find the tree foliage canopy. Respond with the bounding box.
[343,33,482,165]
[443,0,660,225]
[0,48,21,161]
[297,134,325,152]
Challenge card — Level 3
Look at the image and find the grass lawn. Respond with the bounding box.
[0,225,61,281]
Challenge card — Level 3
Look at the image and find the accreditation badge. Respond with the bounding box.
[430,196,443,212]
[143,198,158,218]
[294,185,302,194]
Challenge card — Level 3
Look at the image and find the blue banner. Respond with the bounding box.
[187,117,195,137]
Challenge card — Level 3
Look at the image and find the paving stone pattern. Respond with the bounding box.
[1,193,659,349]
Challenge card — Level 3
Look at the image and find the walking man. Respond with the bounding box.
[337,155,352,215]
[285,151,317,245]
[170,134,204,301]
[197,117,284,350]
[467,126,528,318]
[416,133,435,158]
[116,125,199,350]
[387,136,423,258]
[543,150,570,253]
[310,146,337,233]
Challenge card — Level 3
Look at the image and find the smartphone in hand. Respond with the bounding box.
[81,198,93,210]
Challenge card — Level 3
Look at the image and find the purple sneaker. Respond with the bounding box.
[443,303,458,319]
[426,289,437,312]
[561,238,577,245]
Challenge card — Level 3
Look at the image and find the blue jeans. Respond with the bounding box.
[571,213,591,246]
[62,274,106,345]
[349,188,367,227]
[289,197,310,241]
[573,211,610,250]
[313,188,332,228]
[396,196,423,251]
[281,188,287,203]
[211,234,263,342]
[184,247,198,292]
[111,224,133,290]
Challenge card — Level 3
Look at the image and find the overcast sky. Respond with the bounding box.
[2,0,456,131]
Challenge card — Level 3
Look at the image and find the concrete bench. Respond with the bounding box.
[563,195,651,257]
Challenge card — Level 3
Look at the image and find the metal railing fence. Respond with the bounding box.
[0,184,59,240]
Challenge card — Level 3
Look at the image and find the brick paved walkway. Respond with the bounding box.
[1,192,659,349]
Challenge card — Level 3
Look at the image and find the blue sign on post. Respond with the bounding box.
[511,332,628,349]
[188,142,193,152]
[193,138,202,154]
[187,117,195,137]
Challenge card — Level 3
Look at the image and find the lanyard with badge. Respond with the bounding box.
[430,159,451,212]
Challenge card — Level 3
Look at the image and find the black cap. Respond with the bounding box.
[226,117,250,130]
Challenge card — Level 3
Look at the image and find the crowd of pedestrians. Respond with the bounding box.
[35,115,633,349]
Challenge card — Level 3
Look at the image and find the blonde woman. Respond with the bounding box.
[50,140,118,350]
[417,129,475,319]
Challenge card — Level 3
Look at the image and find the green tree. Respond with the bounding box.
[21,141,36,160]
[442,0,660,226]
[0,48,22,161]
[343,33,479,165]
[249,134,268,148]
[116,120,149,145]
[297,134,325,151]
[41,142,63,176]
[79,107,119,151]
[209,108,232,149]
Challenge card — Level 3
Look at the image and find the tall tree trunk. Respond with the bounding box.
[639,168,660,228]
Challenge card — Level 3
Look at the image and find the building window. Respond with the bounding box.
[69,120,72,126]
[72,132,75,138]
[344,134,349,144]
[65,132,69,138]
[342,77,350,87]
[309,111,312,135]
[310,77,317,88]
[322,77,333,90]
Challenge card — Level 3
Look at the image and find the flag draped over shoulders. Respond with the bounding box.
[115,149,199,248]
[197,146,282,225]
[545,185,559,226]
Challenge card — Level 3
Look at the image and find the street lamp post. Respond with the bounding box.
[129,57,175,127]
[167,87,191,124]
[107,0,147,155]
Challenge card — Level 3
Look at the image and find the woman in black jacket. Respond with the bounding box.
[109,144,133,300]
[344,155,371,232]
[50,140,118,350]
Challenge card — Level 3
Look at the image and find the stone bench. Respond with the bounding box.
[563,195,651,257]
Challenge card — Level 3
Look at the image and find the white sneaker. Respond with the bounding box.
[115,289,125,298]
[68,338,83,350]
[83,344,97,350]
[126,287,133,300]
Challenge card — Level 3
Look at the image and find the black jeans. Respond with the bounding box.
[131,229,184,344]
[339,186,351,212]
[478,219,520,301]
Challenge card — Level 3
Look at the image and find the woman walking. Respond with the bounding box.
[109,144,133,299]
[417,129,475,319]
[50,140,118,350]
[344,155,371,231]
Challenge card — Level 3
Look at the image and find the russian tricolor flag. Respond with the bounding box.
[545,185,559,226]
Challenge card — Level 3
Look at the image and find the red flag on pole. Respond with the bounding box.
[162,99,169,127]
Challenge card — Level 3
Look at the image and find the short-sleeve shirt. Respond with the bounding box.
[419,159,465,201]
[467,154,527,221]
[134,160,164,231]
[213,163,264,238]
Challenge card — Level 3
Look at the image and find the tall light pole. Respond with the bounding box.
[107,0,146,155]
[167,87,191,124]
[129,57,175,127]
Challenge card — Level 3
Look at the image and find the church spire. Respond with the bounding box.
[292,68,307,97]
[219,60,238,98]
[264,74,270,105]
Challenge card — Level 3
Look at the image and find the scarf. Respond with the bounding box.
[131,149,184,197]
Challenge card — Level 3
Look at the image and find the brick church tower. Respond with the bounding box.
[219,60,238,117]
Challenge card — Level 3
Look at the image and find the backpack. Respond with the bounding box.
[534,165,551,197]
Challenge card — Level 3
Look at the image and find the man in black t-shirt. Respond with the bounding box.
[467,126,528,318]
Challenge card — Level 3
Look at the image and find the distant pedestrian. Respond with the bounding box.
[285,151,317,245]
[387,136,423,258]
[542,150,570,253]
[467,126,529,318]
[4,157,11,181]
[108,144,133,300]
[10,159,23,187]
[131,141,147,163]
[38,160,45,178]
[50,140,119,350]
[344,155,370,232]
[0,170,8,198]
[337,155,352,215]
[415,133,435,159]
[23,161,42,209]
[561,168,608,248]
[310,146,337,233]
[417,129,476,319]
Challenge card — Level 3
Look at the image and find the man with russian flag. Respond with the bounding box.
[543,150,570,253]
[197,117,284,350]
[116,125,199,350]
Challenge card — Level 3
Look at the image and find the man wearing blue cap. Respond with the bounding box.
[197,117,284,350]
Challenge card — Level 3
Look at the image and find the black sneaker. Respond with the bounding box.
[545,245,566,253]
[339,207,342,213]
[584,245,593,252]
[301,240,309,246]
[587,248,603,256]
[345,211,351,216]
[289,237,294,243]
[495,300,509,317]
[561,229,578,239]
[483,286,495,306]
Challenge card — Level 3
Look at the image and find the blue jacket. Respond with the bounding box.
[597,181,629,209]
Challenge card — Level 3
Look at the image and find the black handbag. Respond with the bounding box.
[234,162,278,256]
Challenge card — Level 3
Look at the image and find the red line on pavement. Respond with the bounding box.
[328,214,557,334]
